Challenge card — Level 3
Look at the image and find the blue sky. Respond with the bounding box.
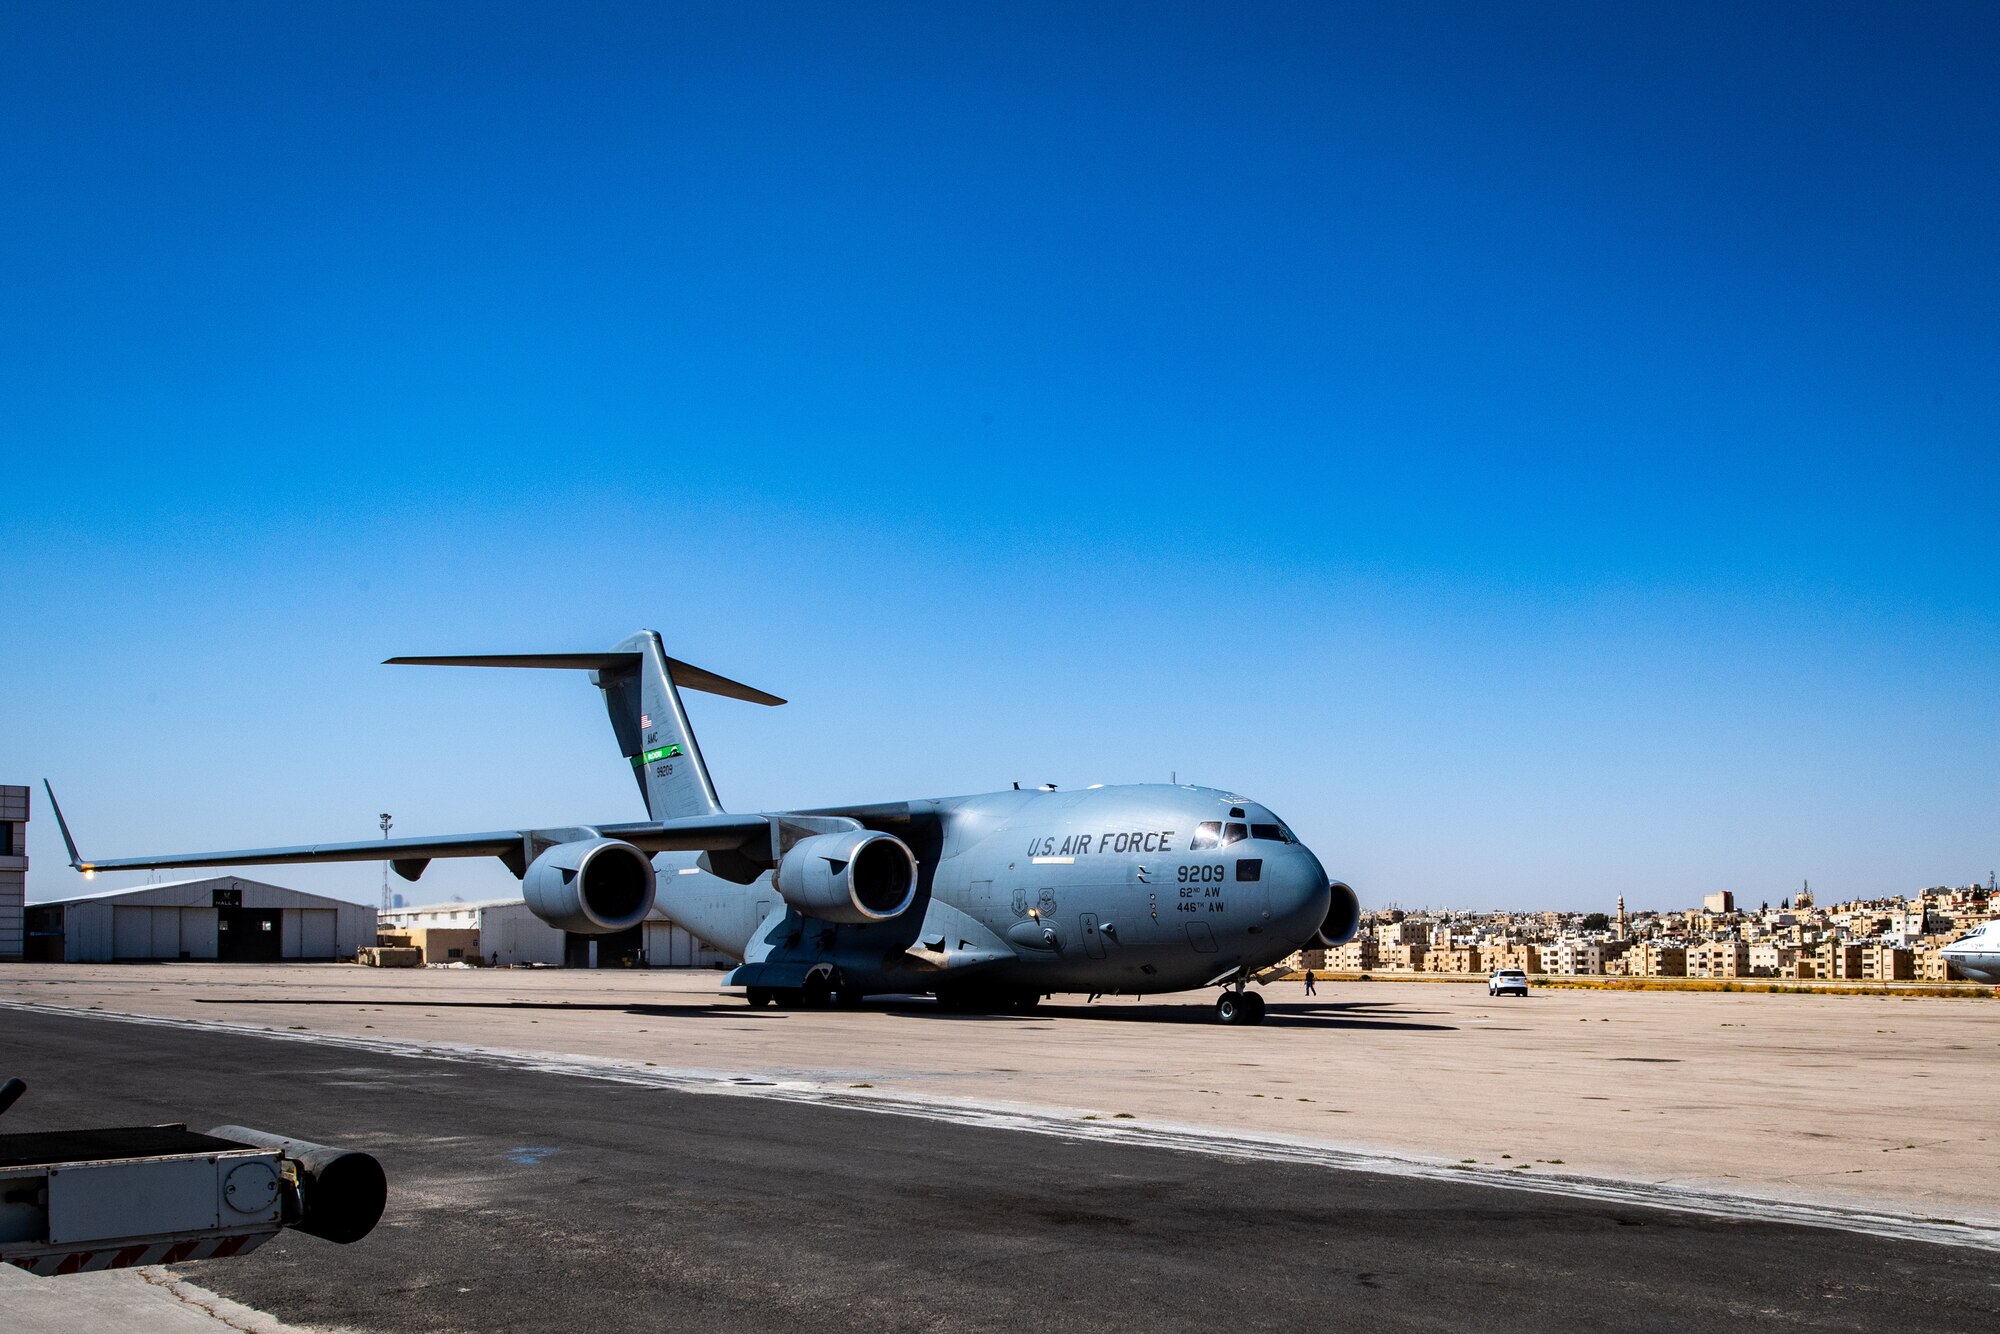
[4,2,1995,913]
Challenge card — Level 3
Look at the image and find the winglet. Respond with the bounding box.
[41,780,92,873]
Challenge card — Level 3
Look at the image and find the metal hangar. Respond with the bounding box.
[24,877,376,963]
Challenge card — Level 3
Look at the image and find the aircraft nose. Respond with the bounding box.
[1270,843,1332,944]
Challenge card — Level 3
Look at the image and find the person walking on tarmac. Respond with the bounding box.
[1303,969,1317,997]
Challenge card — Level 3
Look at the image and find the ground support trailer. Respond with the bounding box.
[0,1090,384,1279]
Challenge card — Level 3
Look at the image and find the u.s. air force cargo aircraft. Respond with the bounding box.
[49,630,1359,1024]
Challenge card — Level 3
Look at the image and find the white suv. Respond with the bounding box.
[1488,969,1529,997]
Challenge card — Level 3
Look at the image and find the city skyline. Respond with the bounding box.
[1319,876,1998,985]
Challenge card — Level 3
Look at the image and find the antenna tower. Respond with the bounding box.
[379,812,393,911]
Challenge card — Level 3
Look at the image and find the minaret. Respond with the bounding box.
[1615,895,1628,940]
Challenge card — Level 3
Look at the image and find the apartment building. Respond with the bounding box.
[1621,942,1688,977]
[1748,942,1797,976]
[1859,943,1914,982]
[1542,938,1609,976]
[1424,946,1483,974]
[1377,919,1427,948]
[1484,943,1542,974]
[1377,943,1428,971]
[1811,942,1866,980]
[1687,940,1750,978]
[1325,937,1379,971]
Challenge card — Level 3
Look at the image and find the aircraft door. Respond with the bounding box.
[968,880,999,929]
[1232,854,1269,924]
[1078,912,1106,959]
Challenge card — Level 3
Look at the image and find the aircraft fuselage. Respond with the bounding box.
[654,783,1333,998]
[1941,921,2000,983]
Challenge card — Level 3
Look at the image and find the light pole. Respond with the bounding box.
[379,812,393,911]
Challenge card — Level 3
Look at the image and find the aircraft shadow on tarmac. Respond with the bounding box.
[874,999,1458,1031]
[194,998,712,1018]
[193,996,1457,1030]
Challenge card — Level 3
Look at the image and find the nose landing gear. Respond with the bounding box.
[1215,987,1266,1025]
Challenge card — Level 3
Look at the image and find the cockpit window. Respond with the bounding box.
[1222,822,1248,846]
[1249,823,1296,844]
[1190,822,1222,850]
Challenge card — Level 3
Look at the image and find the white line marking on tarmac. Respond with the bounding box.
[10,999,1998,1254]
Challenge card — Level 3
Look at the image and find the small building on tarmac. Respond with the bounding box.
[25,877,375,963]
[0,784,28,961]
[378,897,728,968]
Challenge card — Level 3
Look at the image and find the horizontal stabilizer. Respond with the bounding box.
[386,653,635,670]
[660,657,786,707]
[385,652,785,706]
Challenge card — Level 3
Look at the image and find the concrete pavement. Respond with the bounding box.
[4,962,1994,1225]
[3,1006,1997,1333]
[0,1256,333,1333]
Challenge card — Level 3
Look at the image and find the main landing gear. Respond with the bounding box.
[745,971,853,1010]
[1215,988,1266,1026]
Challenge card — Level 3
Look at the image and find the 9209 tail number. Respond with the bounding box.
[1177,862,1227,913]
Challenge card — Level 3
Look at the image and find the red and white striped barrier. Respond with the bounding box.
[5,1227,277,1276]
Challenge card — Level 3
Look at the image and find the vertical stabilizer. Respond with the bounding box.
[594,631,723,819]
[385,633,784,822]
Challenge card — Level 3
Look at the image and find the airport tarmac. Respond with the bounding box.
[4,1005,1998,1333]
[1,963,1994,1229]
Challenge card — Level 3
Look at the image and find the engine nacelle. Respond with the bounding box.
[1314,880,1361,947]
[773,830,918,925]
[522,839,656,934]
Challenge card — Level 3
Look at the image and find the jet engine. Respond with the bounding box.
[773,830,918,925]
[522,839,656,934]
[1314,880,1361,947]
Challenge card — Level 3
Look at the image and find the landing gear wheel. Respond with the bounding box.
[1216,991,1267,1026]
[800,974,834,1009]
[745,987,774,1008]
[835,988,866,1008]
[772,988,804,1009]
[1008,992,1043,1014]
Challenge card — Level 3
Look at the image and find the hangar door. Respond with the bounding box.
[296,909,337,958]
[113,906,182,959]
[645,921,709,966]
[566,925,642,967]
[180,908,218,958]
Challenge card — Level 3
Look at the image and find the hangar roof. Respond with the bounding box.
[30,876,372,911]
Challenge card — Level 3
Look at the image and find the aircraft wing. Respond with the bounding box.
[43,782,773,881]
